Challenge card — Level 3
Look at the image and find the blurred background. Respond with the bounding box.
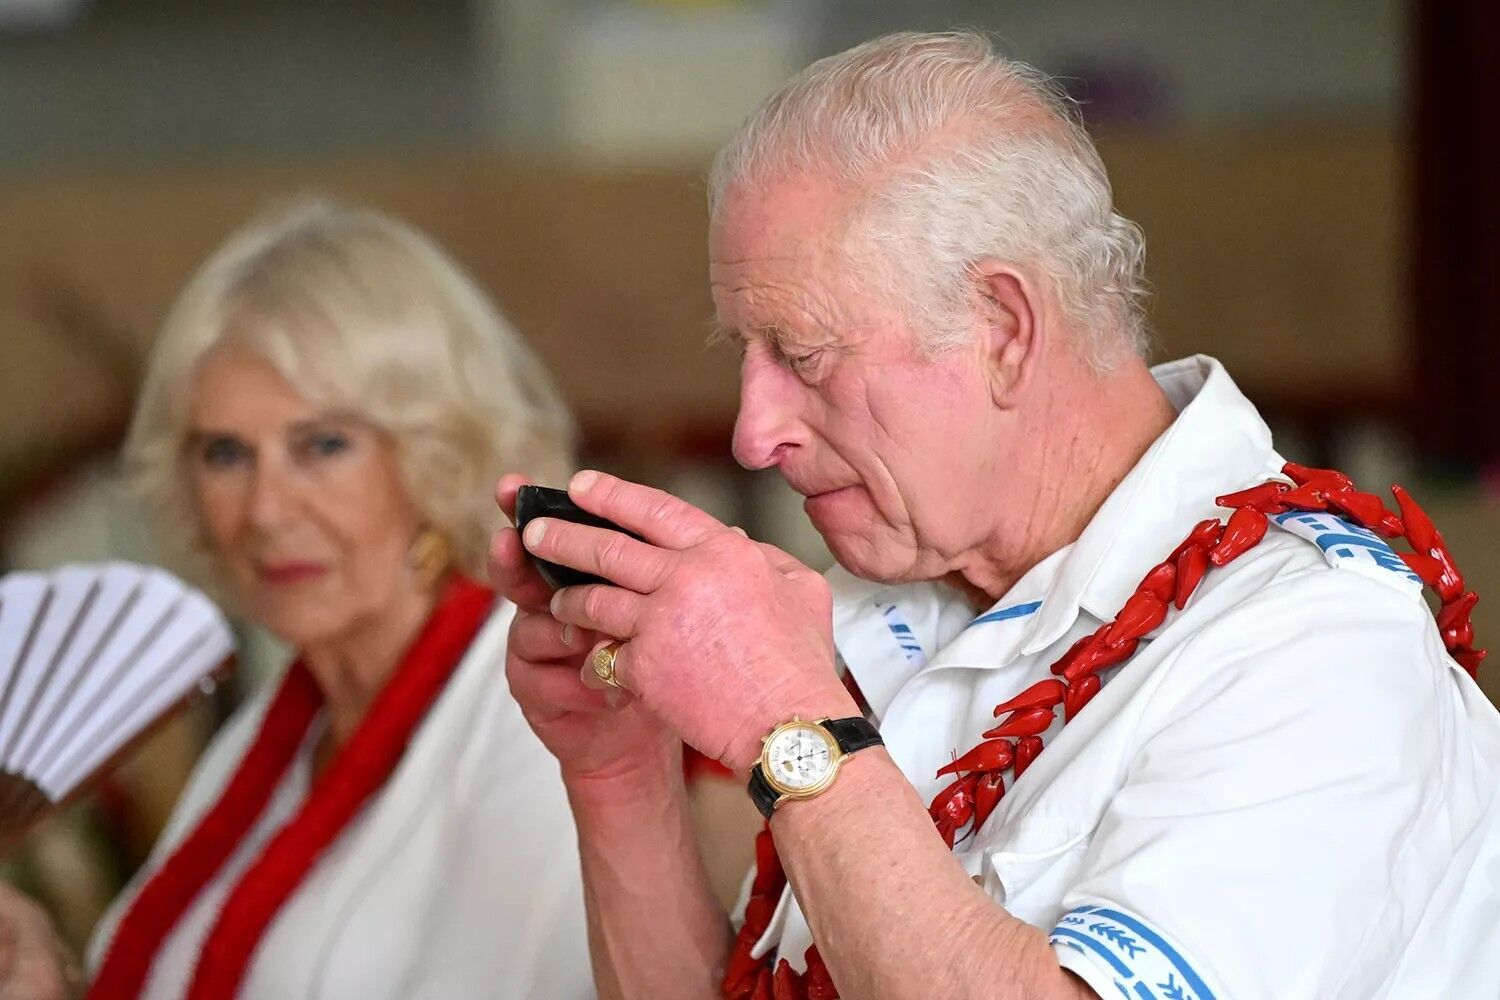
[2,0,1496,952]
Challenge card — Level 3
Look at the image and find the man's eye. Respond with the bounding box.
[199,438,248,469]
[786,349,825,377]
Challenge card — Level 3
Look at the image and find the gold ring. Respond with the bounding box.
[592,641,624,688]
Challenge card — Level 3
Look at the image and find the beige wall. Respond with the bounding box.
[0,128,1404,462]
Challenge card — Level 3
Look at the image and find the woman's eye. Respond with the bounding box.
[302,431,352,459]
[199,437,249,469]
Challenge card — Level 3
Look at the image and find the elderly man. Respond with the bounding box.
[492,31,1500,1000]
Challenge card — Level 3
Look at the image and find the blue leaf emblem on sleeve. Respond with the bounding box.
[1048,906,1216,1000]
[1156,973,1193,1000]
[1089,922,1146,960]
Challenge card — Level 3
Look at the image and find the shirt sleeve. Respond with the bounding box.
[1047,569,1461,1000]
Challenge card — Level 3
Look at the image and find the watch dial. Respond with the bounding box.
[766,726,835,791]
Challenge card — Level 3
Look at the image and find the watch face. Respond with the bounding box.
[764,723,838,794]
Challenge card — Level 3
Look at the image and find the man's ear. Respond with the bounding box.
[969,260,1045,408]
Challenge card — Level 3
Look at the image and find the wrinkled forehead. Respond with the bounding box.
[709,174,871,329]
[708,252,856,348]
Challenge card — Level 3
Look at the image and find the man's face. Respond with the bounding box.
[712,174,1003,584]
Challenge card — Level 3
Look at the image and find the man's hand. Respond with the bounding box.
[0,883,71,1000]
[520,470,858,772]
[491,474,679,783]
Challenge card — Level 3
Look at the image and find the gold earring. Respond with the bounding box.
[409,527,452,588]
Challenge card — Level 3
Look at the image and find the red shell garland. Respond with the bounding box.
[720,465,1484,999]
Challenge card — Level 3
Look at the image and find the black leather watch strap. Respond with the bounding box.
[747,717,883,820]
[824,716,883,755]
[747,764,780,820]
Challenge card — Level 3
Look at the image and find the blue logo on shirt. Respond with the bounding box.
[1270,511,1422,586]
[879,604,925,664]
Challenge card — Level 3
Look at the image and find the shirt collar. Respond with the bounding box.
[1018,354,1283,655]
[828,566,975,718]
[829,355,1283,690]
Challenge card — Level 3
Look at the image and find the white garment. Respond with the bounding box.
[87,601,594,1000]
[749,356,1500,1000]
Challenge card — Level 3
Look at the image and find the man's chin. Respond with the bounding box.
[820,530,916,586]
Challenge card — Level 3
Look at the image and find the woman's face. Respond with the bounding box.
[186,346,425,648]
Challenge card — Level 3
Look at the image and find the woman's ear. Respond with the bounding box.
[969,260,1044,408]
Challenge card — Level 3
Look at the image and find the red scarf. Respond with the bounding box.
[88,576,495,1000]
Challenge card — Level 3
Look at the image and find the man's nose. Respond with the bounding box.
[732,354,804,470]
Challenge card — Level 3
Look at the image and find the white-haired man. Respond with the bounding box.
[492,31,1500,1000]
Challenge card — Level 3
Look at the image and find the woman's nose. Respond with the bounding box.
[246,460,299,531]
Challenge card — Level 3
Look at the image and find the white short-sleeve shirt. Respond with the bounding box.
[748,356,1500,1000]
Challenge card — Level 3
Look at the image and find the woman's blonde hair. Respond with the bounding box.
[124,197,576,586]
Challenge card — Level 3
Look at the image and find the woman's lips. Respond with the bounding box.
[257,562,328,585]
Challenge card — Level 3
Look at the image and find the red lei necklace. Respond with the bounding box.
[720,463,1486,1000]
[88,575,494,1000]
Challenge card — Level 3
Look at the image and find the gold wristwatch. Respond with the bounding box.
[746,716,883,819]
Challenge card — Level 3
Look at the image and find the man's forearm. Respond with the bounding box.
[774,749,1090,1000]
[566,754,731,1000]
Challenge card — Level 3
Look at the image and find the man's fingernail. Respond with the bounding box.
[550,590,563,616]
[604,687,625,708]
[560,623,575,646]
[523,519,547,547]
[570,470,599,494]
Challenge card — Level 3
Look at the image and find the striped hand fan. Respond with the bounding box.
[0,562,234,850]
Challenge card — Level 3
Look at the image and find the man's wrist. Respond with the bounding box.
[562,739,685,810]
[766,742,894,826]
[768,743,894,839]
[732,685,863,774]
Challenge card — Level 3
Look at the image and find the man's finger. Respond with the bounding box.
[509,607,592,663]
[579,640,640,703]
[568,471,728,550]
[521,518,674,594]
[550,584,642,640]
[488,526,557,612]
[495,472,532,523]
[506,650,614,715]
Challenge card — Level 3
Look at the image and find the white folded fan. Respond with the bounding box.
[0,561,234,850]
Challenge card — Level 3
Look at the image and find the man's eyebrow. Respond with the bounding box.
[705,321,786,347]
[754,323,800,349]
[705,321,814,353]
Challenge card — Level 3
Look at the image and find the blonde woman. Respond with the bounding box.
[2,200,593,999]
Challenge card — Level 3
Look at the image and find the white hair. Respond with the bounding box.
[124,198,576,588]
[709,30,1149,368]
